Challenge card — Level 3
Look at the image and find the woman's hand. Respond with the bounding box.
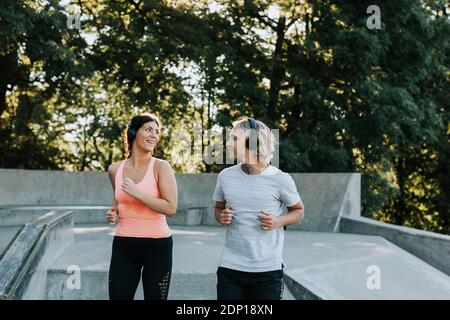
[259,210,282,231]
[106,207,118,224]
[121,177,140,198]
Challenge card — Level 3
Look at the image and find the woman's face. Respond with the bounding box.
[134,120,160,153]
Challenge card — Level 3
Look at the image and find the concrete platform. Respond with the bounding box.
[45,224,450,300]
[46,224,294,299]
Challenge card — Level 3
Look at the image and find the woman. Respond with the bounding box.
[105,112,177,300]
[213,118,305,300]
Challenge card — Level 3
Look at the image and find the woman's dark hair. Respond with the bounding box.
[123,112,162,159]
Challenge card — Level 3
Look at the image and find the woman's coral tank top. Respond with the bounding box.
[114,157,171,238]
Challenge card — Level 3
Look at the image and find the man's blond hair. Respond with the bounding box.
[230,118,277,165]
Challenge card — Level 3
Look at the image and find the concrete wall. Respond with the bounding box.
[0,169,361,232]
[0,169,112,206]
[340,216,450,276]
[287,173,360,232]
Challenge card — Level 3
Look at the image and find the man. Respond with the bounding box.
[213,118,305,300]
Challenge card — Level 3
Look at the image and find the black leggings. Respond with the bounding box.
[108,235,173,300]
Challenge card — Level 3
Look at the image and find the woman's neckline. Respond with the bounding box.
[121,157,153,184]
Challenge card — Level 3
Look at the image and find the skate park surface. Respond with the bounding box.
[0,169,449,300]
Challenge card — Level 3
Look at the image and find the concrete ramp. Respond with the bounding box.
[44,225,450,300]
[282,232,450,300]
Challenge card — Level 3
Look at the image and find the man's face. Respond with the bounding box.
[226,127,248,163]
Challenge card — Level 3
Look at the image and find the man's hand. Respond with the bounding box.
[218,207,233,225]
[259,210,282,231]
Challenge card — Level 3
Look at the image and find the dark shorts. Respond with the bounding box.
[216,266,284,300]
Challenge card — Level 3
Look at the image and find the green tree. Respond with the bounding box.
[0,0,448,234]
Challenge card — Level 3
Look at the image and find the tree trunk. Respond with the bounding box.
[0,51,20,117]
[15,94,33,135]
[0,83,7,117]
[393,156,407,225]
[267,16,286,124]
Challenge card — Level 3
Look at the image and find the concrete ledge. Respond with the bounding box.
[167,208,205,226]
[0,205,222,227]
[201,207,221,226]
[0,211,74,299]
[339,216,450,276]
[0,206,110,226]
[284,273,321,300]
[46,270,218,300]
[0,226,24,260]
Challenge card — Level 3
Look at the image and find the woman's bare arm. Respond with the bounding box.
[106,162,122,223]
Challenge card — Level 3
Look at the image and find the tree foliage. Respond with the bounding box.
[1,0,449,233]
